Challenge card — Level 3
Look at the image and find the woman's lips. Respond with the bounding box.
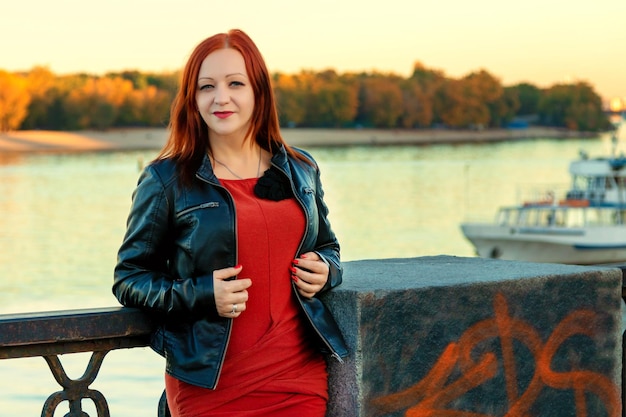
[213,111,234,119]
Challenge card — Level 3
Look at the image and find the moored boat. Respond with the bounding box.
[461,128,626,264]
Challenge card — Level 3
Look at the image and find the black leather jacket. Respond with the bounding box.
[113,145,348,389]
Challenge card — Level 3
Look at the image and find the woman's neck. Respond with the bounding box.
[209,141,267,180]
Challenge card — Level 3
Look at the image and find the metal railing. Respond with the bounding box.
[0,307,165,417]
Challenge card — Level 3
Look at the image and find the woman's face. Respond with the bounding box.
[196,48,255,142]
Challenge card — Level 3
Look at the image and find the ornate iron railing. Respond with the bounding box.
[0,307,166,417]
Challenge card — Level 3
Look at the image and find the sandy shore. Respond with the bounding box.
[0,127,599,153]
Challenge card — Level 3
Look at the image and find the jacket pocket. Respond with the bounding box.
[176,202,220,218]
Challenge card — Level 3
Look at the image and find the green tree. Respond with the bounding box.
[510,82,542,115]
[490,86,520,127]
[538,82,610,131]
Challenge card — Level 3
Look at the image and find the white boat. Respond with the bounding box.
[461,132,626,265]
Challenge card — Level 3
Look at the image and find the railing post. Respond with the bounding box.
[41,352,110,417]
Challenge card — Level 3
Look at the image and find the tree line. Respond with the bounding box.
[0,63,612,132]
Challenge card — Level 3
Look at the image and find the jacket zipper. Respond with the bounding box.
[272,162,344,363]
[195,173,238,388]
[176,201,220,218]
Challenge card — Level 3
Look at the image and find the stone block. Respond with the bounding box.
[322,255,622,417]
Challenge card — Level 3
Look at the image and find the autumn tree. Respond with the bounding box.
[130,85,171,126]
[273,72,307,126]
[0,71,31,131]
[21,66,56,129]
[433,69,508,128]
[0,63,612,132]
[404,62,447,127]
[303,70,358,127]
[433,78,466,127]
[109,70,177,126]
[65,76,134,129]
[464,70,506,127]
[399,79,432,128]
[357,74,404,128]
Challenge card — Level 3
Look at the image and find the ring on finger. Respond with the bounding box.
[231,304,238,315]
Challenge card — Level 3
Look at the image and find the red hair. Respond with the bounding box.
[157,29,307,184]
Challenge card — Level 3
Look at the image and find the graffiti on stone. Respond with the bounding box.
[370,292,619,417]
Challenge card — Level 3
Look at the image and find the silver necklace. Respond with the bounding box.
[212,148,262,179]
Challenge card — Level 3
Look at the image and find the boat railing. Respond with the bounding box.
[496,204,626,228]
[515,184,568,206]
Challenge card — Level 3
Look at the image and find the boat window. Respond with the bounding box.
[522,208,547,226]
[592,177,605,191]
[582,208,615,226]
[552,209,566,226]
[537,209,555,226]
[571,175,588,193]
[496,210,509,226]
[564,208,585,227]
[497,209,520,226]
[602,209,617,225]
[517,209,531,226]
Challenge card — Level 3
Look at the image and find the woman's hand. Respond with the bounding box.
[213,265,251,318]
[291,252,329,299]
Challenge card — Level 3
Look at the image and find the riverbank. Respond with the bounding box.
[0,127,600,153]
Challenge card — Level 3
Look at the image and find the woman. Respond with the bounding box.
[113,29,348,417]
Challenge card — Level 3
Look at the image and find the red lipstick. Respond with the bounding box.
[213,111,233,119]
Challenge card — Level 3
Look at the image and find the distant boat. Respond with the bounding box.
[461,127,626,265]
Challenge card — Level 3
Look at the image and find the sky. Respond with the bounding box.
[2,0,625,102]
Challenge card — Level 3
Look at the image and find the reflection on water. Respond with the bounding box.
[0,132,621,415]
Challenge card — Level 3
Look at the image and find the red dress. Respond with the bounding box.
[165,177,328,417]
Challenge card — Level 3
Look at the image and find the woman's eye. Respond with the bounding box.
[199,84,214,90]
[230,81,244,87]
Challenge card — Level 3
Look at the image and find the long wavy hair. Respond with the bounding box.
[157,29,308,185]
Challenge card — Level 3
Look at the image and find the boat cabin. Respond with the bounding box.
[566,157,626,204]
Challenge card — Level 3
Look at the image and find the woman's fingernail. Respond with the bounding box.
[293,259,299,265]
[289,266,297,273]
[235,264,243,269]
[291,275,299,282]
[301,254,308,258]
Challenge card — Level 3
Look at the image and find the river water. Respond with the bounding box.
[0,129,624,416]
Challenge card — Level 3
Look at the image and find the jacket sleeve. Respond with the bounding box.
[310,163,343,294]
[112,165,216,317]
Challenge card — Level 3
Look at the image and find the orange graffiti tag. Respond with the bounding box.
[370,292,620,417]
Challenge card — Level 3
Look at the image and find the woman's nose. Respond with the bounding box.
[214,87,229,105]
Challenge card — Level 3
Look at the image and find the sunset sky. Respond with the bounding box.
[2,0,625,102]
